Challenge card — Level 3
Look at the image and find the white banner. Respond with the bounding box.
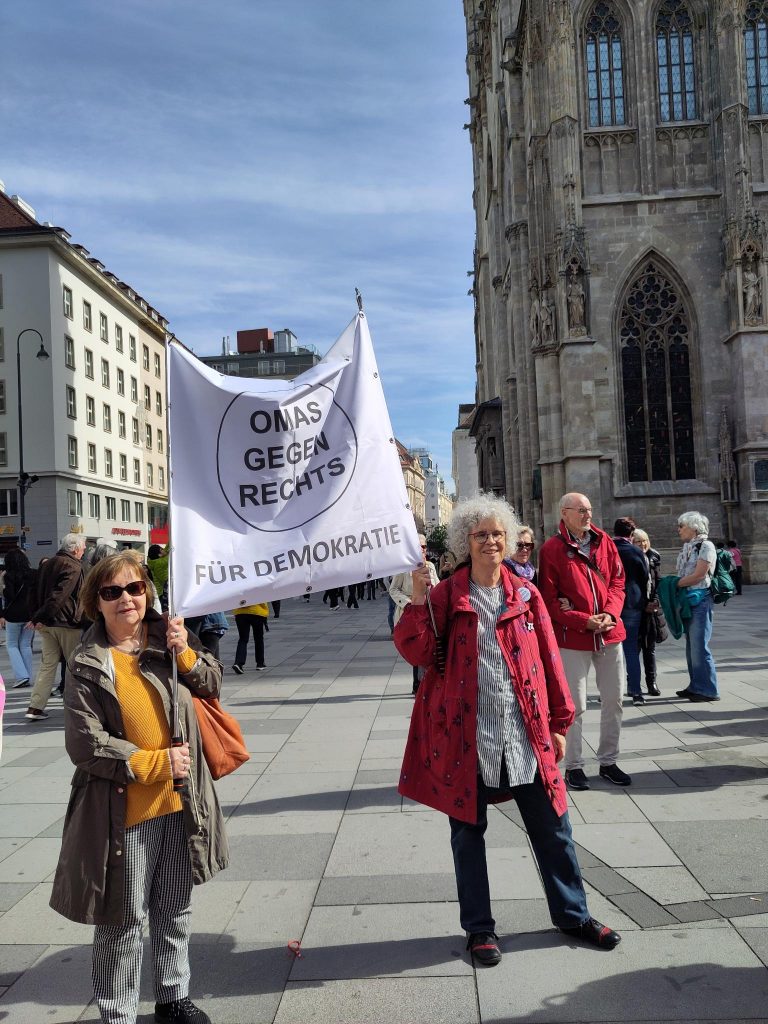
[168,312,423,616]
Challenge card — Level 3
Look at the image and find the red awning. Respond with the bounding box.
[150,527,169,545]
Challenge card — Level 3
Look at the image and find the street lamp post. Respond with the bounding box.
[16,329,50,551]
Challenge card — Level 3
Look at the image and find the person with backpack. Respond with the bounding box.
[675,511,720,702]
[0,548,37,689]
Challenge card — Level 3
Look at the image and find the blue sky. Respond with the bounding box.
[3,0,476,490]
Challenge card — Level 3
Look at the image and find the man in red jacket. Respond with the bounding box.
[538,494,631,790]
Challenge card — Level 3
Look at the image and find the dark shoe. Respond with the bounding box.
[599,763,631,786]
[687,692,720,702]
[256,665,266,672]
[564,768,590,791]
[561,917,621,950]
[155,998,211,1023]
[467,931,502,967]
[631,694,645,706]
[12,678,30,689]
[54,684,65,696]
[646,683,661,696]
[25,707,49,721]
[232,664,244,675]
[676,688,694,699]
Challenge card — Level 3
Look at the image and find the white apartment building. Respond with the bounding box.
[409,447,453,531]
[0,186,170,561]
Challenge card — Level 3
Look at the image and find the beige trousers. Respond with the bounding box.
[28,626,81,711]
[559,644,624,771]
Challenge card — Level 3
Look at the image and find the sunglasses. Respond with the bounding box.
[516,542,535,551]
[99,580,147,602]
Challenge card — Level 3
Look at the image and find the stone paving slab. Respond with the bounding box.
[655,820,768,893]
[275,977,479,1024]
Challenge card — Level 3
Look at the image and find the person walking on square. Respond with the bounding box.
[232,602,268,673]
[537,494,630,791]
[26,533,87,721]
[50,550,228,1024]
[0,548,37,690]
[631,529,666,696]
[395,495,620,967]
[726,539,743,595]
[675,511,720,702]
[612,518,650,706]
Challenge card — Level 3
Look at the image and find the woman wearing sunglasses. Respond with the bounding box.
[50,551,228,1024]
[504,525,538,586]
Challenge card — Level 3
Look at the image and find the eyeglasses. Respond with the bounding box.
[469,530,506,543]
[563,507,592,516]
[420,544,428,550]
[98,580,147,602]
[516,542,535,551]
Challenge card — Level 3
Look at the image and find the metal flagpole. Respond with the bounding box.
[164,331,184,792]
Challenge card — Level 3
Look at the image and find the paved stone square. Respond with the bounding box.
[0,587,766,1023]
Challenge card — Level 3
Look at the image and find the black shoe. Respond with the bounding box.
[155,998,211,1023]
[687,692,720,702]
[631,694,645,706]
[646,683,661,696]
[564,768,590,791]
[12,678,31,689]
[25,707,49,721]
[466,931,502,967]
[561,917,621,950]
[599,763,631,786]
[676,688,694,699]
[232,664,244,675]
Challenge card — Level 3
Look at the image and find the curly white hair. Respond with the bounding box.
[446,493,521,564]
[677,510,709,536]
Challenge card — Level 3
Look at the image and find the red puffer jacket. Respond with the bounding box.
[537,522,626,652]
[394,565,575,824]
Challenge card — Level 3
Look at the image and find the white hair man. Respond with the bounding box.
[537,495,631,790]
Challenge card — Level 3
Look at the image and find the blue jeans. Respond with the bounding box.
[684,594,719,697]
[449,769,588,934]
[387,596,396,631]
[621,608,643,696]
[6,621,33,684]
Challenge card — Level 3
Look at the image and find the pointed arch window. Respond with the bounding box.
[585,3,626,127]
[745,2,768,115]
[656,1,697,121]
[620,261,696,482]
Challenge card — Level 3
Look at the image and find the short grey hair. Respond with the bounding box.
[517,523,534,539]
[678,510,709,536]
[60,533,86,553]
[446,493,521,564]
[631,528,650,545]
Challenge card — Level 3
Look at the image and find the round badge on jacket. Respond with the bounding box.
[518,587,531,602]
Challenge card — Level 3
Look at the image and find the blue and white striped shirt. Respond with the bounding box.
[470,580,537,789]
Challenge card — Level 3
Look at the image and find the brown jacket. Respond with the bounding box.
[50,610,229,926]
[32,548,85,628]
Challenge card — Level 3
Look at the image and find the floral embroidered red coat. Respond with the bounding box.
[394,564,575,824]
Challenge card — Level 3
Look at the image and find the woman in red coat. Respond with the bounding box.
[395,495,620,967]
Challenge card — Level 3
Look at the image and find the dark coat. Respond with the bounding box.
[32,549,85,628]
[613,537,650,613]
[394,565,575,825]
[538,522,626,651]
[0,566,37,623]
[49,611,229,926]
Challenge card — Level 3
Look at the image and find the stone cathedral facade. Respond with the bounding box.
[463,0,768,579]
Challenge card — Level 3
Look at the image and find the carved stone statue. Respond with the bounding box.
[529,293,541,346]
[539,294,555,344]
[567,278,586,330]
[743,265,762,323]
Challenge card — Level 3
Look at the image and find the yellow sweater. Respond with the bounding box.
[113,646,198,827]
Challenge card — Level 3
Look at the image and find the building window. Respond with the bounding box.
[101,359,110,388]
[105,496,116,520]
[745,2,768,114]
[135,501,145,523]
[620,259,696,482]
[147,463,154,488]
[65,335,76,369]
[0,488,18,516]
[66,385,77,419]
[117,368,125,396]
[158,466,165,491]
[88,492,100,518]
[130,376,138,402]
[132,417,140,444]
[85,348,94,379]
[155,391,162,416]
[115,324,123,352]
[755,458,768,489]
[63,286,73,319]
[585,2,626,127]
[0,274,2,308]
[100,312,109,343]
[104,448,113,476]
[103,404,112,432]
[86,396,96,426]
[0,326,4,362]
[67,489,82,516]
[142,344,150,370]
[154,352,161,377]
[83,301,92,331]
[657,1,696,122]
[148,503,168,529]
[0,432,5,466]
[0,380,5,414]
[157,428,163,454]
[68,436,78,469]
[118,410,127,438]
[144,384,151,411]
[133,458,141,484]
[272,359,285,375]
[87,442,97,473]
[119,453,128,480]
[129,334,137,362]
[121,499,131,522]
[145,423,153,449]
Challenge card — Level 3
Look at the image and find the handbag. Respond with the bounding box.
[192,696,250,779]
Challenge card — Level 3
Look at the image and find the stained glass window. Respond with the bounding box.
[657,1,697,121]
[620,261,696,482]
[585,2,626,127]
[745,2,768,115]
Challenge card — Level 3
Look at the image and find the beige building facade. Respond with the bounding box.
[464,0,768,579]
